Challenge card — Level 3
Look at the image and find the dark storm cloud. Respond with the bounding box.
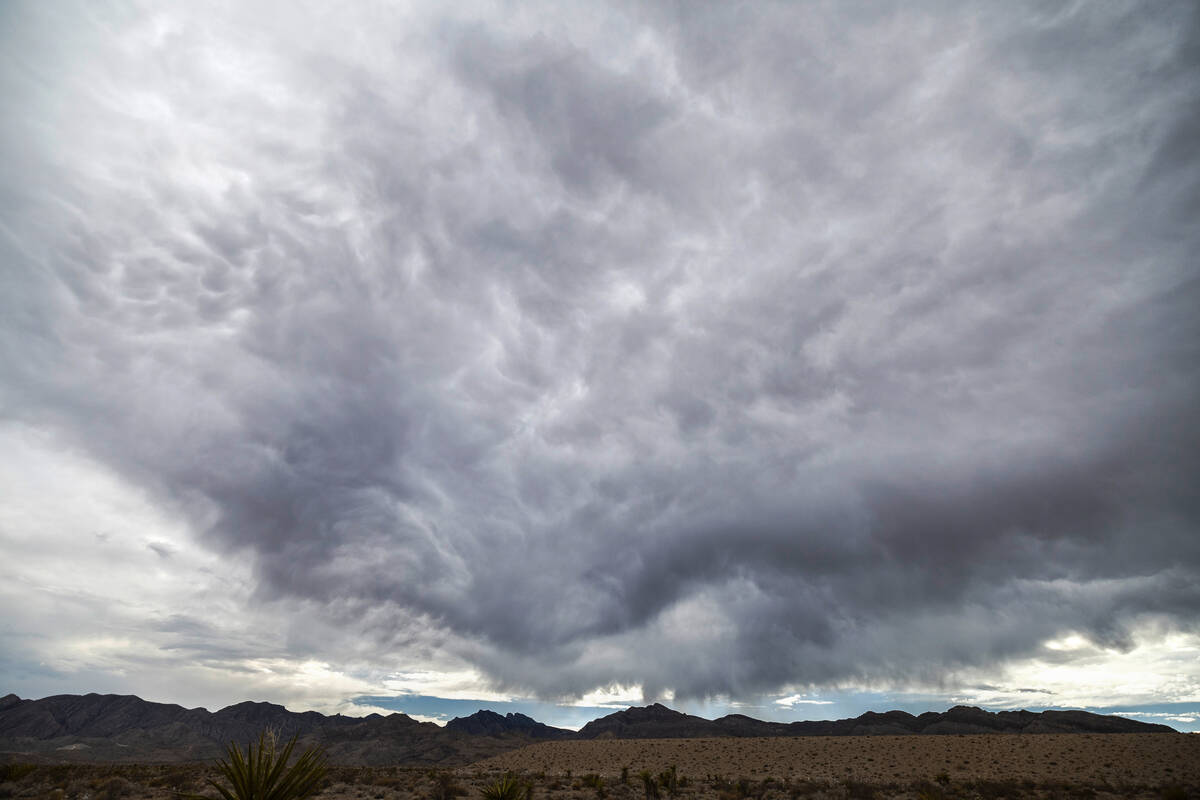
[1,0,1198,700]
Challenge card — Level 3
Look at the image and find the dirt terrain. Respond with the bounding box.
[472,733,1200,785]
[2,734,1198,800]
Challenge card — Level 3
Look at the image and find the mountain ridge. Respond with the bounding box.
[576,702,1174,739]
[445,709,572,739]
[0,693,1175,765]
[0,693,488,766]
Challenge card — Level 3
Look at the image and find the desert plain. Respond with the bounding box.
[474,733,1200,784]
[3,733,1199,800]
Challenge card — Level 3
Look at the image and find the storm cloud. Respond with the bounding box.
[2,0,1198,705]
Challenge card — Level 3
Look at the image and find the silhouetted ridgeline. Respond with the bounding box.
[0,693,525,765]
[444,709,572,739]
[573,702,1175,738]
[0,693,1174,765]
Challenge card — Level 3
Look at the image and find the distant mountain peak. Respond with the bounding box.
[445,709,571,739]
[218,700,290,713]
[576,703,715,739]
[618,703,687,719]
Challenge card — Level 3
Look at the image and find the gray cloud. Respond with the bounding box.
[1,0,1198,703]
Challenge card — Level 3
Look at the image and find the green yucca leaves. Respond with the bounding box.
[637,771,659,800]
[480,773,530,800]
[187,730,328,800]
[657,766,677,796]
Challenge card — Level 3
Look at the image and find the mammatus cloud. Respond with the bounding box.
[1,1,1198,708]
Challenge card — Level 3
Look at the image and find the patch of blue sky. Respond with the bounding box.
[354,692,1200,733]
[352,695,617,730]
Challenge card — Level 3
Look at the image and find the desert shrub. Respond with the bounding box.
[969,779,1022,799]
[429,769,466,800]
[185,730,327,800]
[933,771,950,787]
[969,782,1017,800]
[1160,786,1188,800]
[716,777,766,800]
[637,771,659,800]
[0,766,35,783]
[162,766,202,792]
[911,781,946,800]
[620,768,629,786]
[1040,778,1078,797]
[840,780,876,800]
[97,776,133,800]
[582,774,606,798]
[636,772,653,798]
[786,780,825,798]
[480,773,529,800]
[657,767,677,797]
[371,776,404,789]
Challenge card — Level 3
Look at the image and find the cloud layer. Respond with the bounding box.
[2,1,1198,705]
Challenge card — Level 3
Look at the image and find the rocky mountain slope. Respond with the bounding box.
[0,693,1174,765]
[0,694,524,765]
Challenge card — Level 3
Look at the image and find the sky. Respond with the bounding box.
[1,1,1198,733]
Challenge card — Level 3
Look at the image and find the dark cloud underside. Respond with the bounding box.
[2,0,1198,700]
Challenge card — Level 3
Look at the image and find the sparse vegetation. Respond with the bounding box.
[580,773,605,798]
[656,767,677,797]
[0,765,36,783]
[970,778,1024,799]
[429,769,467,800]
[840,779,876,800]
[97,776,134,800]
[0,731,1196,800]
[0,761,1196,800]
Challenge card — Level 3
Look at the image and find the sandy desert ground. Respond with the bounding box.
[2,734,1198,800]
[472,733,1200,785]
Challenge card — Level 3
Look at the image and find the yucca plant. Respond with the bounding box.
[637,771,659,800]
[480,773,530,800]
[657,766,677,796]
[580,774,605,799]
[186,730,328,800]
